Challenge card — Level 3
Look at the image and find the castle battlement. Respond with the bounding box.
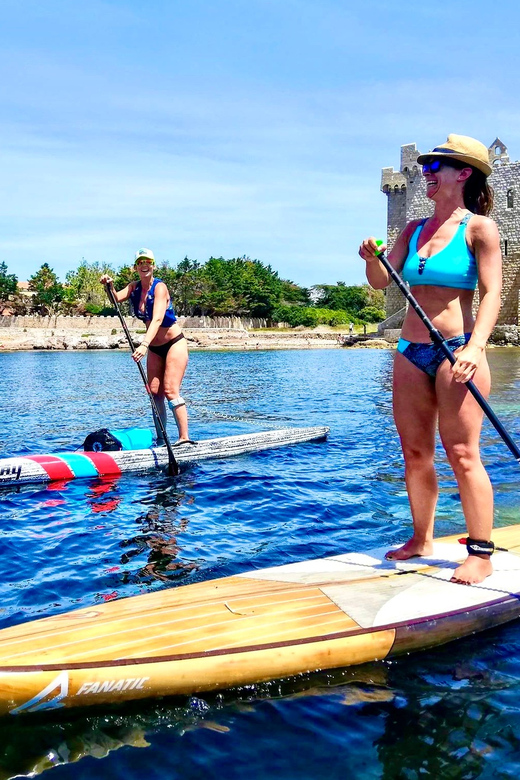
[381,167,406,192]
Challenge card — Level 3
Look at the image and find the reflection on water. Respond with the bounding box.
[3,631,520,780]
[0,348,519,779]
[119,486,198,583]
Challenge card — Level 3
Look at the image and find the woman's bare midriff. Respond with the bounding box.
[145,321,183,347]
[400,286,475,342]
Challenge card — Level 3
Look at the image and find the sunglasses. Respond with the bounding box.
[422,158,467,174]
[135,258,154,266]
[421,159,444,174]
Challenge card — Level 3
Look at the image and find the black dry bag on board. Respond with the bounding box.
[83,428,123,452]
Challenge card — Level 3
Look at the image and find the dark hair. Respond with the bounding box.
[463,168,494,216]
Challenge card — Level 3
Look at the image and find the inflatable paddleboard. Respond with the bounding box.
[0,426,329,487]
[1,525,520,716]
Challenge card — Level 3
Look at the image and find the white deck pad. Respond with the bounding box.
[242,542,520,628]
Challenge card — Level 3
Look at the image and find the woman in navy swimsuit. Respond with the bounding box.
[101,249,192,446]
[359,135,502,585]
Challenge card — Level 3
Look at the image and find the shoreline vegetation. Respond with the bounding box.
[1,259,386,327]
[2,259,518,351]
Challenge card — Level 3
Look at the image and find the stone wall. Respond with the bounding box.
[0,314,270,331]
[382,138,520,325]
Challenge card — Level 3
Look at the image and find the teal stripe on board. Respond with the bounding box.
[58,453,99,478]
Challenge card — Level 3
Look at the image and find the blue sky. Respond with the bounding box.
[1,0,520,287]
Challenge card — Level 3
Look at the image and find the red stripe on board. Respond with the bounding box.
[26,455,75,481]
[81,451,122,477]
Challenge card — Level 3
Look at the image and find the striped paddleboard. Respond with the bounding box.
[0,426,329,487]
[1,525,520,716]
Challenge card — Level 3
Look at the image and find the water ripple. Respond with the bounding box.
[0,347,519,779]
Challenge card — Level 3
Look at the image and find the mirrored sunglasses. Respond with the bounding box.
[422,158,466,175]
[421,159,444,174]
[135,258,154,266]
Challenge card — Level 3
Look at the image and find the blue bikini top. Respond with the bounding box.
[401,213,478,290]
[130,278,177,326]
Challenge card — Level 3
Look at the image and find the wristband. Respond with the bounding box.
[141,341,149,348]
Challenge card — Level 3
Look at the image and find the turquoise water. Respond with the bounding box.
[0,347,519,779]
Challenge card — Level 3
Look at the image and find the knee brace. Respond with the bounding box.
[168,397,186,412]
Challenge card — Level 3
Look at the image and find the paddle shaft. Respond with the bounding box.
[104,283,179,476]
[375,250,520,464]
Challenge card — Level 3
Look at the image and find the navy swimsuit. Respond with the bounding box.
[130,278,177,327]
[130,278,184,358]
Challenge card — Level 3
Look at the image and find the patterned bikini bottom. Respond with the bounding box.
[396,333,471,378]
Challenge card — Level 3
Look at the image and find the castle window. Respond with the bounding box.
[507,190,514,209]
[504,240,508,257]
[495,146,502,155]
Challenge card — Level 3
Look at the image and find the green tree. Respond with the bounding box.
[364,285,385,311]
[0,262,18,303]
[312,282,369,313]
[28,263,65,316]
[197,256,292,318]
[157,258,204,316]
[280,280,311,306]
[65,260,115,314]
[114,265,137,291]
[358,305,386,322]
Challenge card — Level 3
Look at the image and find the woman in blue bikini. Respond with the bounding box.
[101,249,193,446]
[359,134,502,585]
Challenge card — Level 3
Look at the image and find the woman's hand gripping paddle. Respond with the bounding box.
[374,240,520,466]
[104,283,179,477]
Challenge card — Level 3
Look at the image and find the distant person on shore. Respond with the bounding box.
[349,322,354,336]
[100,249,193,446]
[359,134,502,585]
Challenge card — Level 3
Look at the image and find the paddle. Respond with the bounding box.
[374,242,520,465]
[104,283,179,476]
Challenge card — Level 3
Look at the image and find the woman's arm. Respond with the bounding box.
[451,216,502,383]
[99,275,135,303]
[359,221,418,289]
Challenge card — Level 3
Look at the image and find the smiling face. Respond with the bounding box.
[134,257,155,279]
[422,158,473,202]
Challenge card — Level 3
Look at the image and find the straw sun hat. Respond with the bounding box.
[417,134,492,177]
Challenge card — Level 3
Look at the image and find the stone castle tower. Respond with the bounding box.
[381,138,520,325]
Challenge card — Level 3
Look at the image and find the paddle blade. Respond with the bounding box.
[167,453,179,477]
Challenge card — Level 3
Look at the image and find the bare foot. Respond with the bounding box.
[385,538,434,561]
[173,438,197,447]
[451,556,493,585]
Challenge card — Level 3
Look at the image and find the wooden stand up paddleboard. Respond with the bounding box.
[1,525,520,716]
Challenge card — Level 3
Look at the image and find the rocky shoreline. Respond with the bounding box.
[0,319,518,352]
[0,325,390,351]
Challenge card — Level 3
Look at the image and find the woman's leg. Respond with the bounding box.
[388,352,439,560]
[436,353,493,584]
[163,338,189,441]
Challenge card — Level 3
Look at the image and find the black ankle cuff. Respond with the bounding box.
[466,538,495,556]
